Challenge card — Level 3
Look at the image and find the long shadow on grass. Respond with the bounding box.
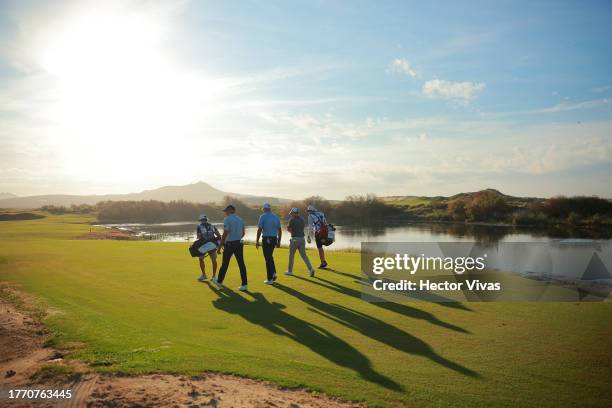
[325,268,472,312]
[294,275,471,334]
[209,286,403,391]
[275,283,479,378]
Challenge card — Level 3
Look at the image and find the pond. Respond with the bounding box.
[96,220,612,250]
[96,221,612,285]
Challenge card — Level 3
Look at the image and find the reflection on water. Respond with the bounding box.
[96,221,612,250]
[96,221,612,285]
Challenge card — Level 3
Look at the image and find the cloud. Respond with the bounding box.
[491,98,611,118]
[591,85,612,93]
[422,79,485,101]
[388,58,417,78]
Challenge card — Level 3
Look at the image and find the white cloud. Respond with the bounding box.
[242,111,612,197]
[490,98,611,118]
[388,58,417,78]
[591,85,612,93]
[422,79,485,101]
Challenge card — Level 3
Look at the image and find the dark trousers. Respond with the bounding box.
[262,236,277,280]
[218,241,247,285]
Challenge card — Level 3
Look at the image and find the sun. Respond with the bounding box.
[42,11,185,138]
[38,8,217,183]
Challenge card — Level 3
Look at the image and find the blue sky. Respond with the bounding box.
[0,0,611,199]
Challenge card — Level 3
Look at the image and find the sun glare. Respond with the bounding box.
[39,10,220,182]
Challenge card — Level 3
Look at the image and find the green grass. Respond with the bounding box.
[1,214,611,407]
[387,197,434,207]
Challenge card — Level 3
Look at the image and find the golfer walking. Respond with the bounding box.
[284,208,315,277]
[255,203,282,284]
[214,204,248,291]
[307,204,328,269]
[196,214,221,282]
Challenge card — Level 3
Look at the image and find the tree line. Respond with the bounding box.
[277,194,404,224]
[39,194,404,225]
[444,190,612,227]
[38,191,612,228]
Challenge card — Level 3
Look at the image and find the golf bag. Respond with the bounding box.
[320,224,336,246]
[189,239,220,257]
[189,238,206,257]
[189,222,221,257]
[312,211,335,246]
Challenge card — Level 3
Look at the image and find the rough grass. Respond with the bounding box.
[31,364,79,383]
[0,214,611,407]
[386,197,433,207]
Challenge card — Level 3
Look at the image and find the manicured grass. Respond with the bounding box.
[1,214,611,407]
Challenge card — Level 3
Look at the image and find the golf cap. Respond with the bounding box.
[199,214,208,221]
[289,207,299,215]
[263,202,271,209]
[223,204,235,212]
[307,205,316,212]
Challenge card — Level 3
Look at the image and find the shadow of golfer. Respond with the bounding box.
[295,275,471,334]
[209,286,403,391]
[275,283,479,378]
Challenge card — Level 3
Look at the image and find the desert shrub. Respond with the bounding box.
[302,196,333,215]
[589,214,603,226]
[512,211,548,227]
[466,190,509,221]
[445,190,510,222]
[334,195,403,223]
[96,200,224,223]
[426,209,450,222]
[566,212,582,226]
[39,204,95,215]
[534,196,612,218]
[447,200,467,221]
[277,195,403,224]
[0,212,45,221]
[39,205,67,214]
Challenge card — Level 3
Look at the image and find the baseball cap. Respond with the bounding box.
[223,204,235,212]
[263,202,271,209]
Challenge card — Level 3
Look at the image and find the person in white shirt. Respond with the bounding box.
[306,205,328,269]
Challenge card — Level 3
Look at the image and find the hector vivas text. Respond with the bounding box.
[369,253,502,292]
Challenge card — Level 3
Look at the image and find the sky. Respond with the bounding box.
[0,0,611,200]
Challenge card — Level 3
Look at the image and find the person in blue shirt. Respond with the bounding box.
[213,204,248,291]
[255,202,282,284]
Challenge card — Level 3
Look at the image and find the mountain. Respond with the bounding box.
[0,193,17,200]
[0,182,290,209]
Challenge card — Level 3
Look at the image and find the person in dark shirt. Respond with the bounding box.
[284,208,315,277]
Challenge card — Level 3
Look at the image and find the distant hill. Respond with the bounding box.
[0,193,17,200]
[0,182,290,209]
[382,189,536,205]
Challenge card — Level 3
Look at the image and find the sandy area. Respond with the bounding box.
[0,289,363,408]
[76,227,135,240]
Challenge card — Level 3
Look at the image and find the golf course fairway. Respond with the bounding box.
[0,214,610,407]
